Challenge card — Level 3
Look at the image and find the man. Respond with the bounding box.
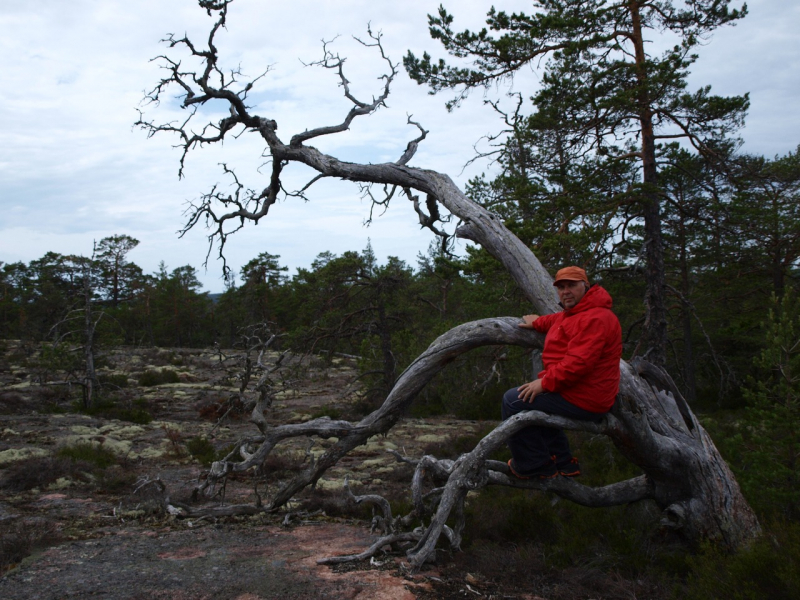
[503,266,622,479]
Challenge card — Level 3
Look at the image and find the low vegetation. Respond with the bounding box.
[0,518,60,574]
[0,340,797,597]
[137,368,180,387]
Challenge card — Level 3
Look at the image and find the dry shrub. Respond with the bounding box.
[256,453,294,477]
[96,464,138,494]
[117,478,168,519]
[0,518,61,574]
[162,426,184,457]
[138,348,177,367]
[195,392,244,421]
[296,488,372,520]
[378,462,415,484]
[0,391,25,414]
[447,543,668,600]
[138,368,180,387]
[28,385,74,412]
[0,456,92,492]
[196,398,223,420]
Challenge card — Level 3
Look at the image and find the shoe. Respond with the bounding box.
[507,458,557,480]
[556,456,581,477]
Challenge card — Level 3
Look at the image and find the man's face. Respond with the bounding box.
[555,279,588,309]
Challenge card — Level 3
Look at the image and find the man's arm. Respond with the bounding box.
[517,313,558,400]
[520,312,558,332]
[517,378,544,402]
[540,315,612,392]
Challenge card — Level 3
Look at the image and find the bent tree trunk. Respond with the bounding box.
[402,339,761,567]
[615,359,758,549]
[194,317,760,563]
[140,0,760,566]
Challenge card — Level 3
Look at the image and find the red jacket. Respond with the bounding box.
[531,285,622,413]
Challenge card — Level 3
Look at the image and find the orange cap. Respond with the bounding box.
[553,266,589,285]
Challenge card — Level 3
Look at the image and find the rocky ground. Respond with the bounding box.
[0,341,550,599]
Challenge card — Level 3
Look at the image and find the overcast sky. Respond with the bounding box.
[1,0,798,292]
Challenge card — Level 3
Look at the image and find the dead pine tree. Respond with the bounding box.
[78,256,101,408]
[137,0,760,569]
[42,254,104,409]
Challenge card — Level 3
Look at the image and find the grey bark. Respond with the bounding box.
[82,261,98,409]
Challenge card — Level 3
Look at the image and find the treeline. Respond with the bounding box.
[1,147,799,414]
[0,236,529,416]
[0,236,210,349]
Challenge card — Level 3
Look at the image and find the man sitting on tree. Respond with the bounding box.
[503,266,623,479]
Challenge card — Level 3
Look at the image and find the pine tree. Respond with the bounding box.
[405,0,749,364]
[736,291,800,518]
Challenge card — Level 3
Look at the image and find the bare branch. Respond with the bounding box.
[291,26,398,146]
[404,187,452,254]
[317,532,420,565]
[396,115,429,166]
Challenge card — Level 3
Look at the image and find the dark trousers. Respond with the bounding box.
[501,387,605,472]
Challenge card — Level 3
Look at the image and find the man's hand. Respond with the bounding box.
[517,379,544,402]
[518,314,540,329]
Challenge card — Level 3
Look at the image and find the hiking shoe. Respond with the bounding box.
[507,458,557,480]
[556,456,581,477]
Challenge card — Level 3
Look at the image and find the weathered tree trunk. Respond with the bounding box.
[194,315,760,559]
[140,0,760,563]
[81,261,99,409]
[614,360,760,549]
[399,325,761,567]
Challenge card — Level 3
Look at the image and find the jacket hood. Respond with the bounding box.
[564,284,613,315]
